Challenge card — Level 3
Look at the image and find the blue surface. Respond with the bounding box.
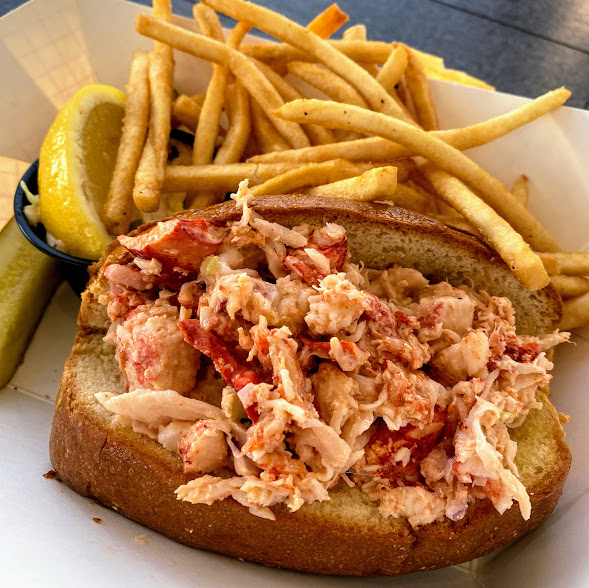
[1,0,588,108]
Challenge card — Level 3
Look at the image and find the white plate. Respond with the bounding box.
[0,1,588,585]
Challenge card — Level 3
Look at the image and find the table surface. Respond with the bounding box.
[1,0,588,109]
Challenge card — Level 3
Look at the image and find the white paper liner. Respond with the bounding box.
[0,0,588,584]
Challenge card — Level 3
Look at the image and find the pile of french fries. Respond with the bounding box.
[102,0,589,330]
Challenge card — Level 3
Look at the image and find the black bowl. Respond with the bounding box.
[14,160,94,294]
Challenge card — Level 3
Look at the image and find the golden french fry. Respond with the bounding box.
[428,213,482,237]
[436,88,571,150]
[561,291,589,330]
[241,39,393,64]
[511,174,529,207]
[550,275,589,298]
[250,88,570,165]
[399,45,495,90]
[342,24,367,39]
[425,67,495,90]
[405,178,438,211]
[153,0,173,60]
[104,51,150,235]
[536,252,589,276]
[275,99,560,252]
[190,6,246,207]
[136,14,311,149]
[194,2,223,38]
[214,81,251,164]
[380,183,429,213]
[536,254,559,275]
[409,47,444,71]
[200,0,412,122]
[163,161,305,192]
[252,59,335,145]
[418,163,549,290]
[247,136,408,163]
[192,10,250,165]
[251,159,372,196]
[304,166,397,201]
[376,45,408,94]
[187,192,224,209]
[343,24,379,76]
[287,61,369,109]
[172,95,202,131]
[190,93,207,106]
[395,76,418,121]
[401,44,439,131]
[251,100,290,154]
[133,50,174,213]
[306,3,349,39]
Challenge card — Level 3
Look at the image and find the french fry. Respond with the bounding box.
[189,5,233,208]
[409,47,444,71]
[511,174,529,207]
[133,49,174,212]
[153,0,173,60]
[136,14,311,149]
[251,100,290,153]
[304,166,398,201]
[193,4,229,166]
[410,47,494,91]
[306,3,349,39]
[436,88,571,151]
[249,89,570,164]
[536,254,559,275]
[200,0,412,122]
[405,178,437,211]
[104,50,150,235]
[561,291,589,330]
[187,193,222,209]
[429,213,482,237]
[241,39,393,64]
[378,183,429,213]
[214,81,251,164]
[425,67,495,91]
[171,95,202,132]
[401,44,439,131]
[343,24,379,76]
[251,159,374,196]
[287,61,369,108]
[395,76,418,122]
[275,99,561,252]
[163,162,306,192]
[192,13,250,162]
[190,93,207,106]
[418,163,549,290]
[536,252,589,276]
[252,59,335,145]
[376,45,408,94]
[247,136,409,163]
[550,275,589,298]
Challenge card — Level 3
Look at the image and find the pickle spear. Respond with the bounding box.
[0,217,62,388]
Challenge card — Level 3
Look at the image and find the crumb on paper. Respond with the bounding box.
[43,469,61,482]
[93,518,102,524]
[135,533,149,544]
[44,394,50,399]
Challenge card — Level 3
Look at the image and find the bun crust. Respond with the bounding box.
[51,197,570,576]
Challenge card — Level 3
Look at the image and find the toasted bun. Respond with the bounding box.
[51,197,570,576]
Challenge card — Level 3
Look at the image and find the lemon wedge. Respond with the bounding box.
[39,84,126,259]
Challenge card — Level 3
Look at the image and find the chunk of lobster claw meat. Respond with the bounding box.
[119,219,226,288]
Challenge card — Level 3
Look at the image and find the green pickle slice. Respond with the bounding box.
[0,218,63,388]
